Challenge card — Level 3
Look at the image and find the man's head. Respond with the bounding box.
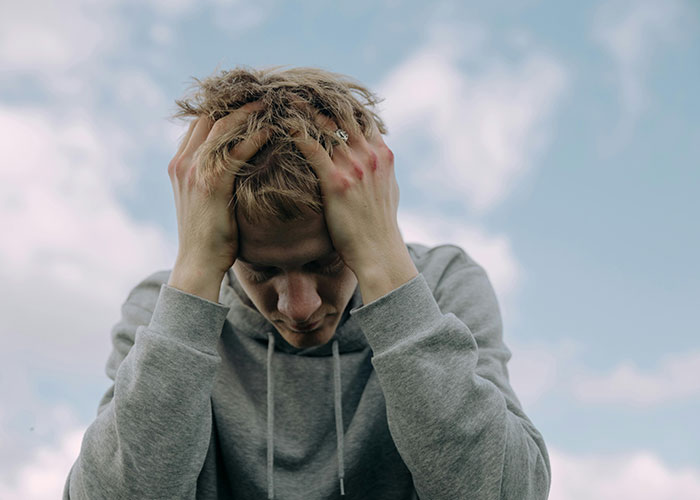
[171,65,387,347]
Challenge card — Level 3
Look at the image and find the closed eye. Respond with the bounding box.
[316,256,345,273]
[245,256,344,283]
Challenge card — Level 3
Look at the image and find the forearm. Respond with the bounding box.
[64,285,229,499]
[350,272,551,499]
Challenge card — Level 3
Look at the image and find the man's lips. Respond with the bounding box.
[289,318,322,332]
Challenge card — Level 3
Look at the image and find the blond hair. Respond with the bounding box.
[170,65,388,224]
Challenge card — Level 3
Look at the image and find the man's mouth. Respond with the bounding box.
[289,318,322,332]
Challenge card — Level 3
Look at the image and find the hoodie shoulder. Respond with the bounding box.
[123,269,173,313]
[407,242,480,291]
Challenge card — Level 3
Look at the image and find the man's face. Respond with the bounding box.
[232,206,358,349]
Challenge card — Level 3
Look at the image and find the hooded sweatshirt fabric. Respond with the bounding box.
[63,242,551,500]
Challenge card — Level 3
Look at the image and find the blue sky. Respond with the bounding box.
[1,0,698,498]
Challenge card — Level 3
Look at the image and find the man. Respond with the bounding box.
[63,66,551,499]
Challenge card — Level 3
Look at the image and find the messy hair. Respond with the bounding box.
[170,65,388,224]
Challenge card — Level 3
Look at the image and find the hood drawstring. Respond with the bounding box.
[266,332,346,499]
[267,333,275,499]
[332,338,346,496]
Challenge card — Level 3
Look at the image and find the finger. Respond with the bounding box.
[230,128,273,162]
[290,100,354,147]
[175,118,198,158]
[366,120,393,163]
[180,115,214,159]
[312,110,340,134]
[180,101,266,160]
[208,100,266,142]
[291,129,336,182]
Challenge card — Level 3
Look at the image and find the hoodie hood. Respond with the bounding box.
[217,266,372,498]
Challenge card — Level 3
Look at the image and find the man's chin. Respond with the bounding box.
[280,326,334,349]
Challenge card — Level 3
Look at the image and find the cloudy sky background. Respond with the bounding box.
[1,0,699,498]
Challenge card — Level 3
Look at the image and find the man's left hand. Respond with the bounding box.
[291,108,419,304]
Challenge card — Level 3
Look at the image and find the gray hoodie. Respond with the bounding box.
[62,242,551,499]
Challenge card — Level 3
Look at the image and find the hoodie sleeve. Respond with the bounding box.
[349,246,551,500]
[62,272,230,500]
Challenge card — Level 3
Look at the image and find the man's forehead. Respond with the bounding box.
[237,231,336,266]
[237,248,337,267]
[236,209,335,267]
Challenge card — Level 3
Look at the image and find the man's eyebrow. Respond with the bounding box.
[238,251,337,267]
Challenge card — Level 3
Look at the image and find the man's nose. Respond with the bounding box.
[276,272,322,323]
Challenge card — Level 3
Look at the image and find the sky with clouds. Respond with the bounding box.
[1,0,699,498]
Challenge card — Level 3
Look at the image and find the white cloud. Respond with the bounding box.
[0,103,176,381]
[507,339,584,409]
[0,105,176,304]
[572,350,700,407]
[0,0,271,100]
[0,103,176,480]
[378,22,568,213]
[505,342,700,409]
[0,0,124,98]
[0,419,84,500]
[0,0,121,70]
[549,446,700,500]
[0,0,174,149]
[592,0,698,148]
[0,400,85,497]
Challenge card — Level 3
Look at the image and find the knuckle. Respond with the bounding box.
[385,145,394,164]
[331,170,351,192]
[352,163,364,180]
[170,157,189,179]
[210,118,226,135]
[368,150,378,172]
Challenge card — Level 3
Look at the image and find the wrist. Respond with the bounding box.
[168,259,227,303]
[354,245,418,305]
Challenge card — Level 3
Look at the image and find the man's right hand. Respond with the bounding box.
[167,101,270,302]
